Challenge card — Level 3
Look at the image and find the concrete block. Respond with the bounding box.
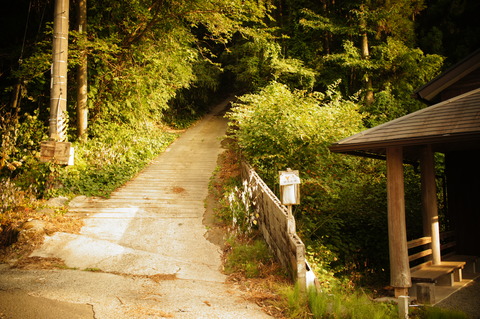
[416,283,435,304]
[436,273,454,286]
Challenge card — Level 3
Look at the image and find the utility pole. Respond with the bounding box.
[49,0,69,142]
[41,0,74,165]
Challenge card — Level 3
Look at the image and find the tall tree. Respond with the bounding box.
[278,0,442,125]
[76,0,88,141]
[358,4,374,105]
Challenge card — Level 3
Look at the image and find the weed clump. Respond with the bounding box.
[224,237,274,278]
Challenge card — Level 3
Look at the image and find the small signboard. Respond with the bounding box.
[279,170,301,205]
[279,170,301,185]
[40,141,74,165]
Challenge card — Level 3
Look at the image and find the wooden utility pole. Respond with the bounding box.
[49,0,69,142]
[76,0,88,141]
[41,0,73,165]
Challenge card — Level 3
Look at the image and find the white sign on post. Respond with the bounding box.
[279,170,300,205]
[279,171,301,186]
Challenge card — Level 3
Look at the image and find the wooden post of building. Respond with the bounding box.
[50,0,69,142]
[386,146,411,297]
[421,145,441,265]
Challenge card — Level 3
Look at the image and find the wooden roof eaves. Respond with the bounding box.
[331,88,480,151]
[413,49,480,103]
[329,131,480,154]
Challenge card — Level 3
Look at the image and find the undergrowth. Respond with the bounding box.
[224,235,276,278]
[410,306,468,319]
[52,122,177,198]
[275,280,398,319]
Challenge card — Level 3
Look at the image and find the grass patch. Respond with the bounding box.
[271,283,398,319]
[410,306,469,319]
[308,287,397,319]
[224,236,275,278]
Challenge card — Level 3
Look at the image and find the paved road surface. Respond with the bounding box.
[0,100,272,318]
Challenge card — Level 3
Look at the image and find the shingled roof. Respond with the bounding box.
[330,87,480,159]
[414,49,480,104]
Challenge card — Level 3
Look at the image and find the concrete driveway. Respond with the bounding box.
[0,100,272,318]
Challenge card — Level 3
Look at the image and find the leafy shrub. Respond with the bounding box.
[227,82,378,273]
[0,110,47,176]
[227,81,364,181]
[220,181,259,235]
[52,122,177,198]
[0,178,36,215]
[0,109,52,197]
[227,81,423,282]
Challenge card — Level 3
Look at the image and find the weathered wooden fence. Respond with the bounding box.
[240,161,306,289]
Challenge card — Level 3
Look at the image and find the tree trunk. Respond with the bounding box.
[76,0,88,141]
[11,83,22,111]
[360,6,374,105]
[322,0,330,54]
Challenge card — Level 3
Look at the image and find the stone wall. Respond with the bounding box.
[240,161,306,289]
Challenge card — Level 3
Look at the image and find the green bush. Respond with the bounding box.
[227,81,364,179]
[0,109,52,197]
[227,82,423,281]
[226,82,373,273]
[52,122,177,198]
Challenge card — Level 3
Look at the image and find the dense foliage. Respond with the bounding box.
[0,0,277,198]
[226,83,393,278]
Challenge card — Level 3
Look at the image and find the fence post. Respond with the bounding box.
[398,295,409,319]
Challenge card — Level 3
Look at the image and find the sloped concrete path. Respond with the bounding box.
[0,101,271,319]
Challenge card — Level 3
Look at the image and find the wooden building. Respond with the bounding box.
[329,49,480,298]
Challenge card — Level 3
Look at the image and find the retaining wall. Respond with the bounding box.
[240,161,306,289]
